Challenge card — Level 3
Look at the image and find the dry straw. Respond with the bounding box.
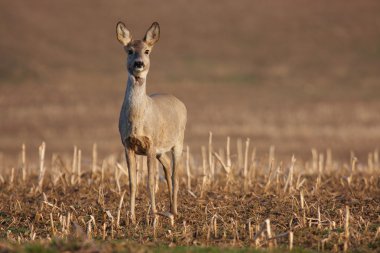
[344,206,350,252]
[92,143,97,175]
[21,143,26,181]
[37,142,46,193]
[0,135,378,251]
[186,145,191,191]
[243,138,250,191]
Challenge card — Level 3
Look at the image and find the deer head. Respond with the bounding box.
[116,22,160,80]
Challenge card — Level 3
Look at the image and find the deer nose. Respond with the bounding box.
[134,61,144,68]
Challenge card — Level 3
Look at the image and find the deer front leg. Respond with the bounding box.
[147,151,157,215]
[157,153,173,212]
[172,146,182,215]
[125,148,137,224]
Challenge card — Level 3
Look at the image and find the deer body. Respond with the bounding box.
[119,76,186,155]
[116,21,187,223]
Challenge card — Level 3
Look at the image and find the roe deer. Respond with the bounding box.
[116,21,187,223]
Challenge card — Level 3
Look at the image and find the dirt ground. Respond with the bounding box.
[0,0,380,163]
[0,146,379,252]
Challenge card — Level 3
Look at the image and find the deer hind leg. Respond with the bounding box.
[125,148,137,224]
[147,151,157,215]
[157,153,173,212]
[172,145,183,216]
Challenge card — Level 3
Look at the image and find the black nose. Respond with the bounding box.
[134,61,144,68]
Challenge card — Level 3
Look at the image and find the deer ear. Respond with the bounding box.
[116,22,132,46]
[144,22,160,46]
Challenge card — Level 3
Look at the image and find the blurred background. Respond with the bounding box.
[0,0,380,161]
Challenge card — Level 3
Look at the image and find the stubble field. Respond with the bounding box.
[0,139,379,252]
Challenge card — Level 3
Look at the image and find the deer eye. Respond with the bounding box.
[144,50,150,55]
[128,49,134,55]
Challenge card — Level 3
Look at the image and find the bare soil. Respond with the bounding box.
[0,148,379,252]
[1,0,380,160]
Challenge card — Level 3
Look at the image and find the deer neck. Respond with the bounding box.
[124,75,149,118]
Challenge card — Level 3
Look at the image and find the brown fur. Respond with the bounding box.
[116,21,187,223]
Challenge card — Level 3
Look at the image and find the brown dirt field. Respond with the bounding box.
[1,0,380,161]
[0,1,380,251]
[0,147,379,252]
